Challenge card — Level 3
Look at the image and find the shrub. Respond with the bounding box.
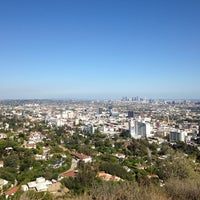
[165,178,200,200]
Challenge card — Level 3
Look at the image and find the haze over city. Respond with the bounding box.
[1,0,200,100]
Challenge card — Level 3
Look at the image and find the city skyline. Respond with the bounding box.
[1,0,200,100]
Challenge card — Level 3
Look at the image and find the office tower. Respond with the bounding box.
[135,121,151,138]
[128,120,135,137]
[108,105,113,116]
[169,131,185,142]
[128,111,134,118]
[98,108,103,114]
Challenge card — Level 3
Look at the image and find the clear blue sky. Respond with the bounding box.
[0,0,200,99]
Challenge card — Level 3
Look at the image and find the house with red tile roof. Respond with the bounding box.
[147,174,159,179]
[97,171,123,182]
[25,143,36,149]
[0,161,4,168]
[71,152,92,163]
[58,170,78,180]
[5,186,20,198]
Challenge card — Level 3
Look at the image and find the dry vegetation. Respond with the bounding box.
[55,176,200,200]
[165,177,200,200]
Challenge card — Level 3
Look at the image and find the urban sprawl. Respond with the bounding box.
[0,97,200,199]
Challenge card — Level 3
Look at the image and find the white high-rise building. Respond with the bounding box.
[128,120,136,137]
[134,121,152,138]
[62,110,74,119]
[169,131,186,142]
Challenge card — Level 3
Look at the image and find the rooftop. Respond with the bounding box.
[5,186,20,196]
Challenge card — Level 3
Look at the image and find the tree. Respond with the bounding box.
[4,154,19,168]
[99,162,133,181]
[156,152,195,180]
[120,130,131,138]
[61,162,97,195]
[0,168,16,182]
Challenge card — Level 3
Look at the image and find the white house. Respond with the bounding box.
[0,161,4,168]
[72,152,92,163]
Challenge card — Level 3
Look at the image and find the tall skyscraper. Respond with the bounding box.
[128,111,134,118]
[98,108,103,114]
[135,121,151,138]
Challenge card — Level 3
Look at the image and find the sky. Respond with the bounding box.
[0,0,200,100]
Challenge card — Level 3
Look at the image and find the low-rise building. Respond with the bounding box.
[0,161,4,168]
[72,152,92,163]
[5,186,20,199]
[58,170,78,180]
[112,153,126,159]
[0,133,7,139]
[97,171,123,182]
[0,179,8,191]
[169,131,186,142]
[27,177,52,192]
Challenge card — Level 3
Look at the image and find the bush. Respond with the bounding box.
[165,178,200,200]
[99,162,134,181]
[156,153,195,180]
[90,181,167,200]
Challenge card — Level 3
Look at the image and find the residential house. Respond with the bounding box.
[27,177,52,192]
[25,142,36,149]
[97,171,123,182]
[58,170,78,181]
[5,186,20,199]
[0,133,7,139]
[0,179,8,191]
[0,161,4,168]
[72,152,92,163]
